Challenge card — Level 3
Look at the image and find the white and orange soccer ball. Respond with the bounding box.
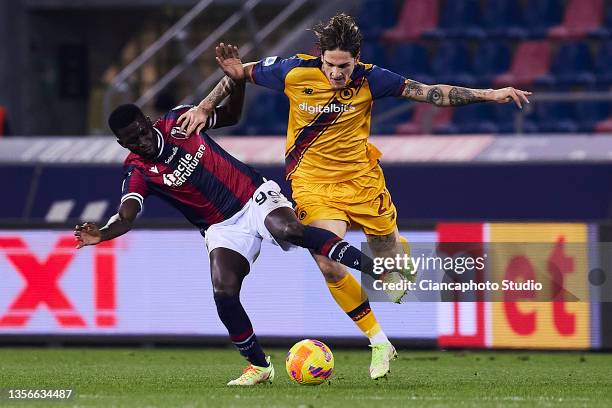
[285,339,334,385]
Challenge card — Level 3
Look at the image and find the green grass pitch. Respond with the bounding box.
[1,347,612,407]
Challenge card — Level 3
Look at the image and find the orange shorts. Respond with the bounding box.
[291,165,397,236]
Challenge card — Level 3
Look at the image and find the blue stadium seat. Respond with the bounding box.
[594,40,612,84]
[451,103,498,134]
[493,103,520,134]
[386,43,433,84]
[524,101,579,133]
[535,42,596,86]
[355,0,396,40]
[423,0,485,39]
[371,97,413,135]
[575,85,612,131]
[239,92,288,135]
[481,0,528,39]
[360,41,387,67]
[589,4,612,38]
[472,40,512,86]
[430,41,475,86]
[523,0,563,38]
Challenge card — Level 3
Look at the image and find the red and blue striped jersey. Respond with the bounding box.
[120,105,264,234]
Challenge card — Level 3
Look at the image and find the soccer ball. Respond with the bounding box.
[285,339,334,385]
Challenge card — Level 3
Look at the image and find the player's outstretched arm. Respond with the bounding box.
[401,80,532,109]
[74,199,139,248]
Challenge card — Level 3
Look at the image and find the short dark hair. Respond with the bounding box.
[312,13,362,57]
[108,103,144,135]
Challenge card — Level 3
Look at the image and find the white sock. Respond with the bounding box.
[369,330,389,346]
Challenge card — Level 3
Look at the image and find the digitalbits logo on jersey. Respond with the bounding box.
[286,339,334,385]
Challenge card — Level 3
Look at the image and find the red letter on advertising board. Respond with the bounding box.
[504,255,536,335]
[547,237,575,336]
[0,236,86,327]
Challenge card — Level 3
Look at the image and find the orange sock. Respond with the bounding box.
[326,273,381,337]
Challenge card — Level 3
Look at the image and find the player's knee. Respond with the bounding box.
[211,274,240,298]
[273,219,305,244]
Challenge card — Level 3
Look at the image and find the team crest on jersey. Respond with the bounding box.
[339,88,354,101]
[170,126,189,139]
[262,56,278,66]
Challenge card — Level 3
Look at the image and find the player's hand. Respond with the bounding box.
[74,222,102,248]
[177,105,210,136]
[216,42,244,81]
[490,87,532,109]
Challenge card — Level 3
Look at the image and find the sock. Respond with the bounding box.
[302,226,375,276]
[369,328,390,345]
[214,293,268,367]
[326,273,383,338]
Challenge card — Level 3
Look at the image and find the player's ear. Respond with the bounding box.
[355,52,360,64]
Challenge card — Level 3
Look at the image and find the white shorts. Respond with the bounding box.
[204,180,295,264]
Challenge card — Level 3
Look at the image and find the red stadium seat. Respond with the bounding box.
[395,104,453,135]
[382,0,439,42]
[548,0,604,39]
[494,40,552,87]
[595,117,612,133]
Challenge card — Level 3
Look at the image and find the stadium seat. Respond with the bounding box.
[371,97,412,135]
[239,92,288,135]
[535,42,596,86]
[589,4,612,38]
[356,0,396,40]
[493,102,520,134]
[595,115,612,133]
[386,43,433,84]
[524,101,579,133]
[381,0,439,42]
[449,103,498,134]
[423,0,485,39]
[472,40,512,86]
[523,0,563,38]
[494,41,552,87]
[430,41,475,86]
[549,0,604,40]
[594,40,612,84]
[360,41,388,67]
[395,104,454,135]
[480,0,528,39]
[576,99,611,132]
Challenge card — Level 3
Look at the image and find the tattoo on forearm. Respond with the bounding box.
[203,76,236,107]
[448,87,486,106]
[426,87,444,106]
[403,80,425,97]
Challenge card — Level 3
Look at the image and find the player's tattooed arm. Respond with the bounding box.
[401,80,532,108]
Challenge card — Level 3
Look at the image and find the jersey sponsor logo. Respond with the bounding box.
[298,102,355,115]
[262,56,278,66]
[164,146,179,164]
[162,144,206,187]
